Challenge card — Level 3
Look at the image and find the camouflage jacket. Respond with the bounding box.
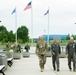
[13,44,19,53]
[36,41,48,55]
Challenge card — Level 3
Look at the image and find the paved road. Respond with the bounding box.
[4,54,76,75]
[0,47,75,75]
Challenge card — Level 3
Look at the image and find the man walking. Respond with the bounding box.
[36,36,48,72]
[66,37,76,72]
[51,38,61,71]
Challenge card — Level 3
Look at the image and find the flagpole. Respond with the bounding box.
[48,7,49,45]
[31,0,33,47]
[15,6,17,43]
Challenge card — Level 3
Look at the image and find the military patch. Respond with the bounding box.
[73,44,75,48]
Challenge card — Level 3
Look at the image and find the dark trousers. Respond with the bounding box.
[68,54,75,70]
[52,54,59,70]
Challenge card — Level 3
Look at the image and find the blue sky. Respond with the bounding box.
[0,0,76,38]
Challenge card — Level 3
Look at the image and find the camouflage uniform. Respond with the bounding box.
[66,42,76,71]
[6,43,11,51]
[51,43,61,71]
[36,41,48,70]
[13,44,19,53]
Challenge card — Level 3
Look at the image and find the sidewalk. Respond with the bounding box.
[4,54,76,75]
[1,47,75,75]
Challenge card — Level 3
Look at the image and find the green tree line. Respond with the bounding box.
[0,25,29,43]
[66,34,76,40]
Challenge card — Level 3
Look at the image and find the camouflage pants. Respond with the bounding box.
[38,54,46,69]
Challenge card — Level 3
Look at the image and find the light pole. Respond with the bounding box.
[29,36,30,45]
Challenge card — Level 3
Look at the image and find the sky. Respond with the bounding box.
[0,0,76,38]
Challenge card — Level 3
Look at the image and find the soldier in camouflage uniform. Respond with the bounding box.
[6,41,11,51]
[51,38,61,71]
[36,36,48,72]
[66,37,76,72]
[13,42,20,53]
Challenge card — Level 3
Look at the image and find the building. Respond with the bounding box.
[33,35,68,43]
[43,35,68,41]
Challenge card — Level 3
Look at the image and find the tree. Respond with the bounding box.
[71,34,76,40]
[74,35,76,40]
[0,26,15,43]
[17,26,29,43]
[7,30,15,42]
[0,26,8,42]
[66,34,70,40]
[18,39,23,43]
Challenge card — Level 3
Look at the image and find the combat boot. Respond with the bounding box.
[53,66,56,71]
[41,69,43,72]
[57,69,60,72]
[73,70,76,72]
[54,67,56,71]
[69,67,72,71]
[69,69,72,71]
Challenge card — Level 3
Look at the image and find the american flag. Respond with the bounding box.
[24,1,31,11]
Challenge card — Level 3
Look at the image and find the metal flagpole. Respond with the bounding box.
[15,6,17,43]
[48,7,49,45]
[31,0,33,47]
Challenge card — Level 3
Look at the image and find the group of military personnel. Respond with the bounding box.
[5,41,30,53]
[5,42,21,53]
[5,36,76,72]
[36,36,76,72]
